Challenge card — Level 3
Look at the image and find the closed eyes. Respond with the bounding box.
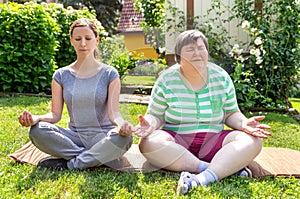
[74,37,92,41]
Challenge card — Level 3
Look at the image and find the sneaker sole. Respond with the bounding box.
[176,173,186,195]
[245,167,252,178]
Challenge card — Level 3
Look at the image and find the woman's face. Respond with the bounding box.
[70,26,99,57]
[180,38,208,69]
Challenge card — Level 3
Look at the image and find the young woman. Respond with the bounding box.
[18,18,134,170]
[135,30,271,195]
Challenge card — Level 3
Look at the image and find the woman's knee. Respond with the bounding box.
[242,132,263,150]
[122,134,133,149]
[251,136,263,152]
[139,130,174,154]
[240,133,263,158]
[224,130,263,151]
[29,122,53,142]
[29,122,43,140]
[138,137,149,154]
[109,133,133,150]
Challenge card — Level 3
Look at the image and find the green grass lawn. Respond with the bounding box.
[122,75,156,86]
[290,98,300,112]
[0,94,299,198]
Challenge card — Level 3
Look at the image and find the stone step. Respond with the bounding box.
[121,84,152,95]
[119,94,150,105]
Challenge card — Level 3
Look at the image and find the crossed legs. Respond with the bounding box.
[29,122,132,170]
[139,129,262,179]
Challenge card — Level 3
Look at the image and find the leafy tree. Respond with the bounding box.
[134,0,166,58]
[99,35,137,79]
[58,0,122,35]
[9,0,122,35]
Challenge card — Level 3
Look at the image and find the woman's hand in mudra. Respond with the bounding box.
[18,110,39,127]
[118,120,134,136]
[242,116,272,138]
[134,115,155,138]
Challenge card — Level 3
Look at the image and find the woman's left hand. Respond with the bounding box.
[242,116,272,138]
[118,121,134,136]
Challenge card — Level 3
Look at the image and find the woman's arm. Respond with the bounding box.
[107,77,134,135]
[224,110,271,138]
[18,79,64,126]
[107,77,123,125]
[224,110,246,130]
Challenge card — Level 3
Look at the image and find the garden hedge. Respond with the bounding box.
[0,2,101,94]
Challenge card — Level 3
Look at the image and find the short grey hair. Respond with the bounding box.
[174,30,209,64]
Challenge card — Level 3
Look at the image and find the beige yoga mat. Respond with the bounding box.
[8,141,300,177]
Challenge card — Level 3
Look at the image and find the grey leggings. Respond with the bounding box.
[29,122,132,170]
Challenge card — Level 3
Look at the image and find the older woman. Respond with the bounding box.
[135,30,271,195]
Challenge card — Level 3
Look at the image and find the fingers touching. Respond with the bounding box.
[18,110,35,127]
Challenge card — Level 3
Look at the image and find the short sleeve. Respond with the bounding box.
[106,65,119,83]
[52,68,63,85]
[147,77,168,120]
[223,76,239,113]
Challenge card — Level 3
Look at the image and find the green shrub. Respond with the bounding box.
[0,2,102,94]
[129,59,168,78]
[0,2,58,94]
[99,35,137,79]
[231,0,300,109]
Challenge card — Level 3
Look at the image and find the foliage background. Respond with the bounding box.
[98,35,137,79]
[0,0,299,110]
[231,0,300,110]
[0,2,58,94]
[58,0,123,35]
[0,2,102,94]
[137,0,300,110]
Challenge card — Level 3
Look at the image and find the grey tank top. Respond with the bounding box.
[53,64,119,134]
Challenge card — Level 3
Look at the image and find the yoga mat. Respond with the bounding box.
[8,142,300,177]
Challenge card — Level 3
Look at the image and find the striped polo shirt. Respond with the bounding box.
[147,62,239,134]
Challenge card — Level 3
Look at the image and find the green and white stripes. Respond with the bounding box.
[147,62,239,134]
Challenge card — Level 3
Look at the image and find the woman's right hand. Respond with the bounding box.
[18,110,39,127]
[134,114,156,138]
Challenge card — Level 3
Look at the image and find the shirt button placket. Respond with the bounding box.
[196,93,200,119]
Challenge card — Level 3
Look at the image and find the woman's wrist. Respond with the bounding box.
[113,116,125,127]
[225,111,246,130]
[144,114,162,130]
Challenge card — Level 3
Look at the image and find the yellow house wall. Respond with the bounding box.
[122,32,158,59]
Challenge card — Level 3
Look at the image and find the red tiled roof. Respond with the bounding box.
[117,0,144,32]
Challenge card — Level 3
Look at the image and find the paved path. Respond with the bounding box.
[120,94,150,105]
